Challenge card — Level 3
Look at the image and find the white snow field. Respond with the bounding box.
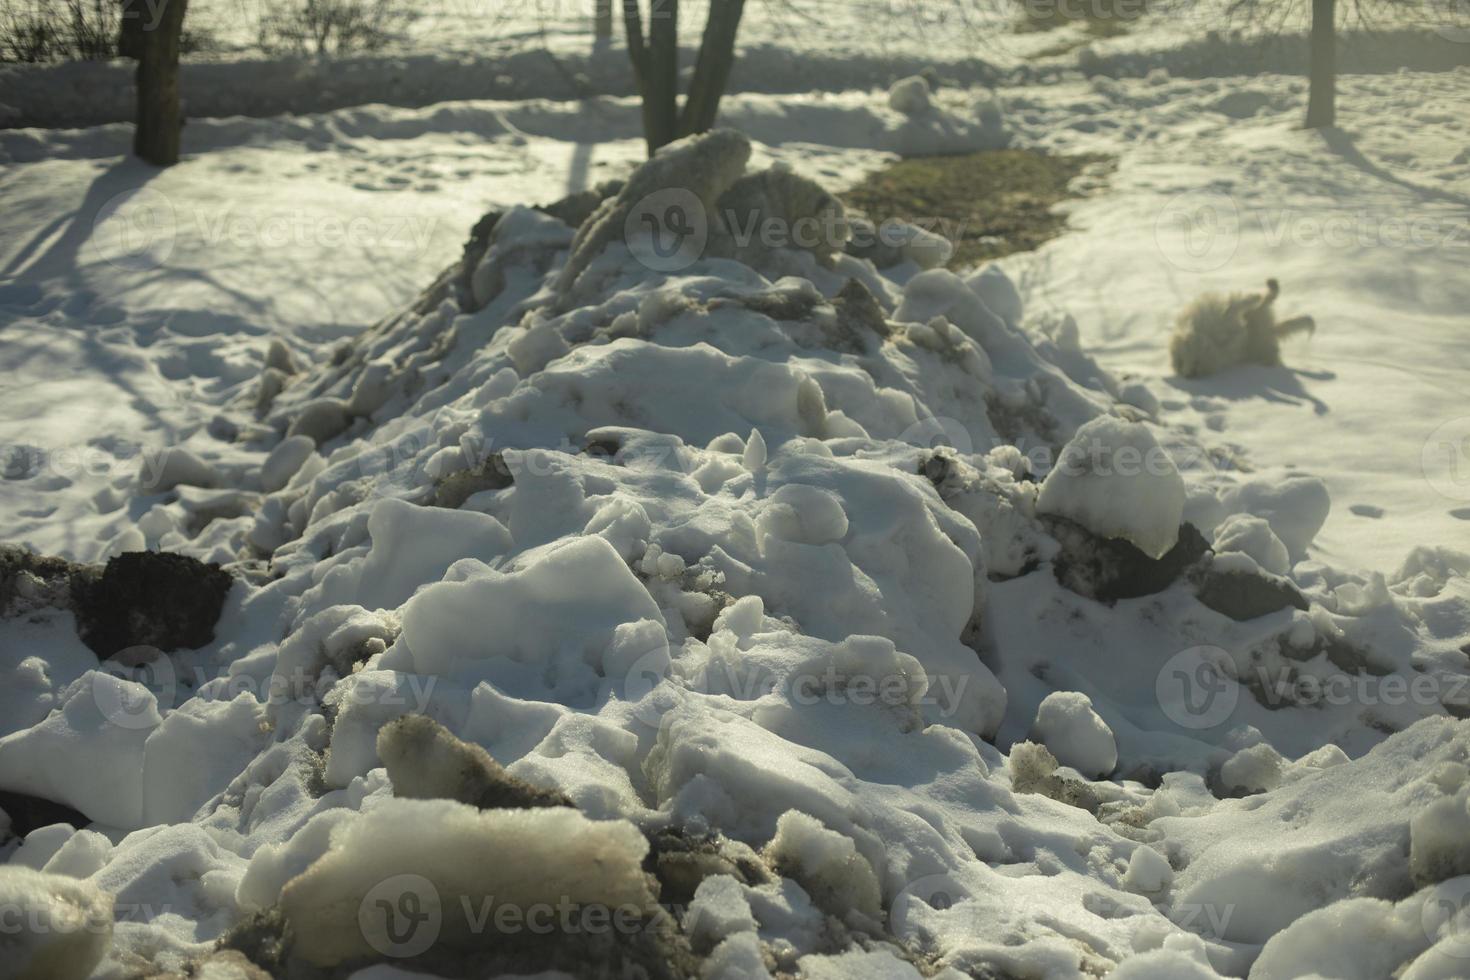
[2,4,1470,979]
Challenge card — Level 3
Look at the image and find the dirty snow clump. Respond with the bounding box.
[0,866,114,980]
[278,798,655,967]
[1409,788,1470,885]
[764,810,882,923]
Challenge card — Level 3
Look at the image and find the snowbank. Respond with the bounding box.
[0,120,1467,980]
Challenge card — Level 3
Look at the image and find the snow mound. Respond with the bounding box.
[3,126,1468,979]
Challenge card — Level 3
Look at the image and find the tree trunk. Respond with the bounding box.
[133,0,188,165]
[117,0,145,59]
[595,0,613,40]
[644,0,679,153]
[1304,0,1335,128]
[679,0,745,138]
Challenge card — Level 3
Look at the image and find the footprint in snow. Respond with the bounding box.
[1349,504,1385,519]
[1451,507,1470,521]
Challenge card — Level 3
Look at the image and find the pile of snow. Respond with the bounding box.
[0,125,1467,979]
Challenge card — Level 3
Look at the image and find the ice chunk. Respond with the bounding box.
[1037,416,1185,559]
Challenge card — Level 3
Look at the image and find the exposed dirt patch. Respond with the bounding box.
[841,149,1115,268]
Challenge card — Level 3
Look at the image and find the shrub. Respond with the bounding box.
[0,0,213,63]
[256,0,415,57]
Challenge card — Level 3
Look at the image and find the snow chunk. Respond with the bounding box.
[0,866,113,980]
[799,949,926,979]
[261,435,316,493]
[1221,475,1330,563]
[1123,845,1173,894]
[704,931,772,980]
[1037,416,1185,559]
[757,483,849,546]
[1219,742,1286,796]
[1032,691,1116,779]
[42,829,112,879]
[236,809,356,913]
[278,798,655,967]
[964,263,1023,329]
[11,823,74,871]
[1410,790,1470,886]
[764,810,881,923]
[138,446,219,492]
[0,671,159,828]
[324,497,514,612]
[142,691,268,825]
[683,874,756,953]
[1212,513,1291,576]
[400,535,663,677]
[1252,897,1430,980]
[888,75,933,116]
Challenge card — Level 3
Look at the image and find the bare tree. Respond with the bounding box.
[623,0,747,155]
[133,0,188,165]
[1304,0,1335,127]
[595,0,614,40]
[1226,0,1467,130]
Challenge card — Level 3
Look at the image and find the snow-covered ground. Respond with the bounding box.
[2,5,1470,979]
